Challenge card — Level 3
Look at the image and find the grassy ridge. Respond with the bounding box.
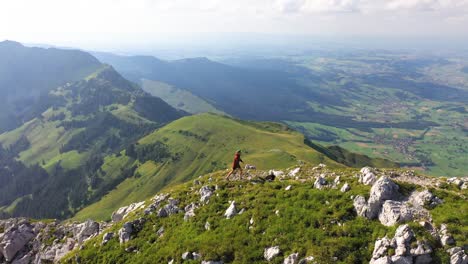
[73,113,342,221]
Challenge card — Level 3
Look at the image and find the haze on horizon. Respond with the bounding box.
[1,0,468,53]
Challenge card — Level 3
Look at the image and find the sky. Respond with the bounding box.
[1,0,468,52]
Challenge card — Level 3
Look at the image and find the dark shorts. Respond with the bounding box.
[232,163,241,170]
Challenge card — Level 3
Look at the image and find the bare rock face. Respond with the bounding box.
[264,246,281,261]
[111,201,146,222]
[0,223,35,262]
[359,167,377,185]
[379,200,414,226]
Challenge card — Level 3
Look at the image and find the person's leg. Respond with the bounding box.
[226,169,235,180]
[239,167,243,178]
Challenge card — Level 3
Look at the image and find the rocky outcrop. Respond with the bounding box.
[264,246,281,261]
[118,218,146,244]
[378,200,414,227]
[353,176,414,226]
[370,224,435,264]
[111,201,145,222]
[0,223,35,262]
[359,167,377,185]
[158,199,183,218]
[73,220,100,244]
[0,218,103,263]
[199,186,214,204]
[184,203,198,220]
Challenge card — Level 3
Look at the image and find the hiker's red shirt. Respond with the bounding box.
[232,153,243,169]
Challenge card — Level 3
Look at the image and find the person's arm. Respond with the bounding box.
[240,158,243,163]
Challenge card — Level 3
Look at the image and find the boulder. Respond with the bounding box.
[353,195,368,217]
[182,251,193,260]
[184,203,198,221]
[224,201,237,219]
[269,170,284,177]
[313,175,327,189]
[200,186,214,204]
[285,185,292,191]
[284,252,299,264]
[447,247,468,264]
[192,252,202,260]
[378,200,414,226]
[264,246,281,261]
[0,223,35,262]
[359,167,377,185]
[440,224,455,246]
[111,201,145,222]
[73,220,100,244]
[366,177,400,218]
[340,183,351,193]
[288,168,300,177]
[102,232,114,245]
[118,222,133,244]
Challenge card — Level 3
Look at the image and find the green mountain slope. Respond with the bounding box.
[141,79,225,114]
[64,166,467,264]
[73,113,397,221]
[0,66,183,219]
[0,40,102,132]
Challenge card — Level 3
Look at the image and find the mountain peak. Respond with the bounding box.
[0,40,24,48]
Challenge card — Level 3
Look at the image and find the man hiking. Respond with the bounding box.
[226,150,243,180]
